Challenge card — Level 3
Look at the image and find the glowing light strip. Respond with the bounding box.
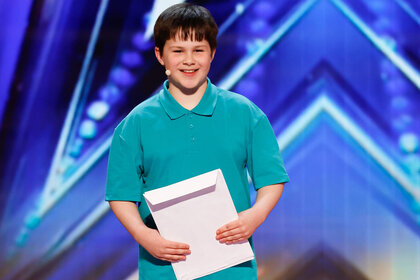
[218,0,255,35]
[277,95,420,201]
[331,0,420,90]
[38,137,112,216]
[44,201,109,263]
[394,0,420,26]
[277,96,324,149]
[11,202,110,279]
[322,97,420,200]
[39,0,110,214]
[218,0,318,90]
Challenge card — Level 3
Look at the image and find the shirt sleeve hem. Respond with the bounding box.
[254,175,290,190]
[105,194,142,202]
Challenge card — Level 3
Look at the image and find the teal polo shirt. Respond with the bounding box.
[106,78,289,280]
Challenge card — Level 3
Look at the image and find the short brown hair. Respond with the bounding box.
[153,3,218,55]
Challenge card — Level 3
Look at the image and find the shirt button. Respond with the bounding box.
[190,124,193,128]
[192,137,195,141]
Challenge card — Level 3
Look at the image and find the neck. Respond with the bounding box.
[168,79,208,110]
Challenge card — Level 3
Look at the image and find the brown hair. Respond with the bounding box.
[153,3,218,55]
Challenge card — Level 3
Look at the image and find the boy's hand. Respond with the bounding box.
[215,208,264,244]
[141,228,191,262]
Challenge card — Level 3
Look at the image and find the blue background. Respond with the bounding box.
[0,0,420,279]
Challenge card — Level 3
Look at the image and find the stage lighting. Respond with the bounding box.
[249,19,271,39]
[87,100,110,121]
[252,1,276,21]
[235,3,245,14]
[380,59,400,81]
[403,154,420,177]
[399,132,419,154]
[69,138,84,158]
[79,119,97,139]
[384,77,408,96]
[99,84,120,104]
[392,114,413,131]
[391,96,408,111]
[110,67,136,88]
[121,50,144,68]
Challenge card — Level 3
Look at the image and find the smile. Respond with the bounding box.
[181,69,198,73]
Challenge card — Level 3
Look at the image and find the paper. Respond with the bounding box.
[143,169,254,280]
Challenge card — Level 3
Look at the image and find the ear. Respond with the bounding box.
[155,46,164,66]
[210,49,216,62]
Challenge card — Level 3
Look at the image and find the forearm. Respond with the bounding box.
[108,200,151,245]
[250,183,285,225]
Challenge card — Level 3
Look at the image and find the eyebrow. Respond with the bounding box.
[168,44,208,49]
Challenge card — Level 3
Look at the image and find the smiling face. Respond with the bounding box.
[155,33,216,96]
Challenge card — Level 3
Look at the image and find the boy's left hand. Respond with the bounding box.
[215,208,263,244]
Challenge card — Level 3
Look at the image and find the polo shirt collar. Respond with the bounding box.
[159,77,218,120]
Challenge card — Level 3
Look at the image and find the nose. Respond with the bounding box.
[183,51,195,65]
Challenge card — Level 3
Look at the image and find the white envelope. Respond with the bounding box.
[143,169,254,280]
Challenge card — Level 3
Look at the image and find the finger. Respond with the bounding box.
[162,254,187,262]
[166,248,191,255]
[216,220,240,234]
[167,241,190,249]
[216,227,242,240]
[219,233,244,243]
[160,257,181,263]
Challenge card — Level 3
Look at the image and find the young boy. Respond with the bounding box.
[106,3,289,279]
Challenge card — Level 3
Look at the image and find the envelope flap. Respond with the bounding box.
[143,169,220,205]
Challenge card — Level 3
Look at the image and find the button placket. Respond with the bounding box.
[188,113,195,144]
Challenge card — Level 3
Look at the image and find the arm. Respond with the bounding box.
[109,201,191,262]
[216,183,284,244]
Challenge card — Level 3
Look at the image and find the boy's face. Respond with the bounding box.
[155,33,216,95]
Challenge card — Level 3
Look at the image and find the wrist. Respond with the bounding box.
[134,225,154,246]
[248,206,266,227]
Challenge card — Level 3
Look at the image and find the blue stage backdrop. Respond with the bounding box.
[0,0,420,279]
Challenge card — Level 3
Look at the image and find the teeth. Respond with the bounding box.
[183,70,195,73]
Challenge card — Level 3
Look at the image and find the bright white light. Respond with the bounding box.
[400,133,419,153]
[236,3,245,14]
[79,120,97,139]
[87,101,110,121]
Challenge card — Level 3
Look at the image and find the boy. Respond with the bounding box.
[106,3,289,279]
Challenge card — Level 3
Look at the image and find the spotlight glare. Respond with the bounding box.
[87,100,110,121]
[79,119,97,139]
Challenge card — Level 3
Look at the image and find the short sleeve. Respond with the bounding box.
[246,114,289,190]
[105,116,144,202]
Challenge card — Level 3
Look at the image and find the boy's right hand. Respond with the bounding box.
[140,228,191,262]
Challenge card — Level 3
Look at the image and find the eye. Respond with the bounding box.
[195,49,204,52]
[173,50,182,53]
